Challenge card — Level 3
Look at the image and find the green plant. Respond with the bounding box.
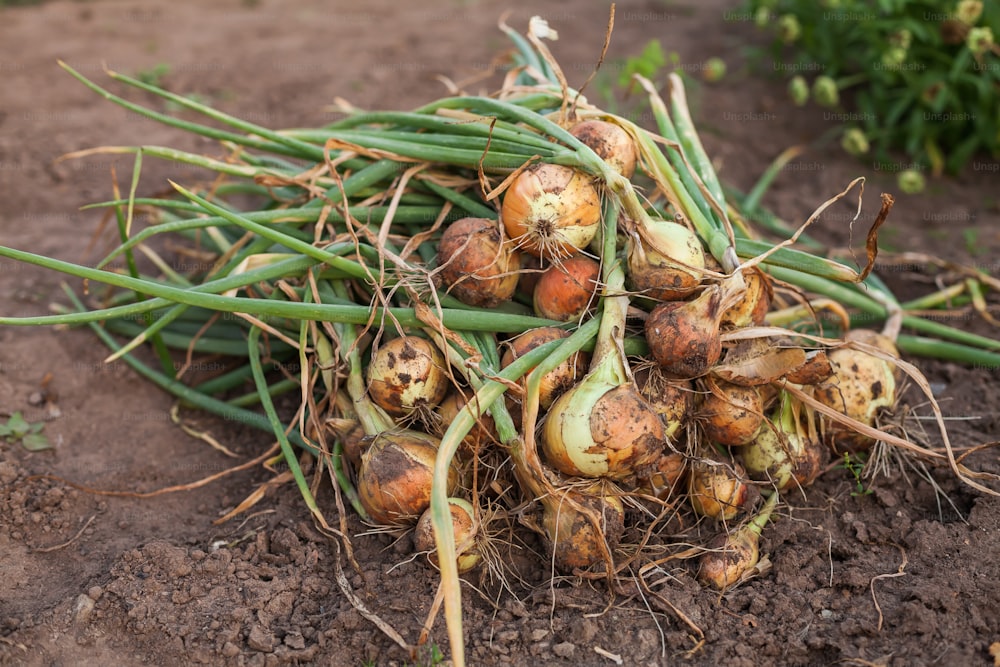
[0,411,50,451]
[839,452,873,497]
[134,63,171,88]
[744,0,1000,174]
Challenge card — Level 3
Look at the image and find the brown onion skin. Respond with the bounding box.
[542,485,625,572]
[635,368,693,440]
[434,391,498,456]
[698,381,764,447]
[569,120,637,179]
[645,287,724,379]
[533,254,601,321]
[635,452,687,501]
[357,431,460,526]
[501,163,602,258]
[501,327,588,410]
[435,217,520,307]
[413,497,480,574]
[698,528,760,590]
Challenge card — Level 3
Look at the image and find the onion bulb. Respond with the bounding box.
[569,119,637,179]
[635,452,687,501]
[720,267,771,327]
[542,377,666,480]
[532,253,601,321]
[627,219,706,301]
[435,217,521,307]
[542,483,624,572]
[636,367,692,441]
[645,285,725,379]
[501,163,602,259]
[434,390,498,455]
[740,393,826,490]
[698,492,778,590]
[501,327,588,410]
[688,459,755,521]
[357,430,461,525]
[813,329,898,452]
[367,336,449,418]
[413,497,480,574]
[698,380,764,446]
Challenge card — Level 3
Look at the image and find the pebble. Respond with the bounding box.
[87,586,103,601]
[74,594,96,624]
[28,391,44,406]
[553,641,576,658]
[0,462,18,484]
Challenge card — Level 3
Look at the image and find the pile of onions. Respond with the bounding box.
[367,335,450,417]
[436,217,521,307]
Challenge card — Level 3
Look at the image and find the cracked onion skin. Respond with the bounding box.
[367,336,449,418]
[501,163,602,259]
[814,329,898,452]
[570,119,637,178]
[357,430,460,526]
[542,382,666,480]
[435,217,520,307]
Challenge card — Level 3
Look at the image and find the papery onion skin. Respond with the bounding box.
[501,163,602,259]
[414,497,481,574]
[645,286,724,379]
[636,368,693,441]
[721,267,771,328]
[367,336,450,418]
[635,452,687,501]
[357,430,460,526]
[533,254,601,322]
[813,329,898,452]
[542,382,666,480]
[698,381,764,447]
[436,217,521,307]
[688,460,754,521]
[542,484,625,572]
[570,119,638,179]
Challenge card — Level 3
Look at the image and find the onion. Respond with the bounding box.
[698,492,778,590]
[501,327,588,410]
[720,267,771,327]
[367,335,450,418]
[636,368,692,441]
[569,119,637,179]
[357,430,461,525]
[435,217,521,307]
[813,329,898,452]
[645,285,725,379]
[688,459,755,521]
[413,497,481,574]
[542,379,666,480]
[627,219,706,301]
[501,163,602,259]
[698,380,764,446]
[542,483,624,572]
[532,253,601,322]
[435,390,498,455]
[635,452,687,501]
[740,392,827,490]
[783,349,834,385]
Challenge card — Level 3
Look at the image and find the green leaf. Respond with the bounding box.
[20,432,52,452]
[6,412,29,438]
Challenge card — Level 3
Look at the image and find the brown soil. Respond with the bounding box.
[2,2,999,666]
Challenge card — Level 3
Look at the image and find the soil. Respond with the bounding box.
[2,1,999,666]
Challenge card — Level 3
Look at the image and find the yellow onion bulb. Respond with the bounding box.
[435,391,499,456]
[569,119,637,179]
[688,459,754,521]
[740,395,827,490]
[698,493,777,590]
[532,253,601,322]
[698,381,764,447]
[501,327,588,410]
[542,378,666,480]
[720,267,771,327]
[435,217,521,307]
[501,163,601,259]
[367,336,450,417]
[636,367,693,441]
[413,497,481,574]
[357,430,460,525]
[645,286,724,379]
[627,218,706,301]
[635,452,687,501]
[813,329,898,452]
[542,483,625,572]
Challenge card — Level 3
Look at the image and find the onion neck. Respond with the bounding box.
[590,198,628,387]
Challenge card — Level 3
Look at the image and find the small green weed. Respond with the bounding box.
[0,411,50,451]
